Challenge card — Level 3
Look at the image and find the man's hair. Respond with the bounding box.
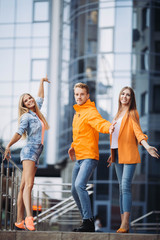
[74,82,89,94]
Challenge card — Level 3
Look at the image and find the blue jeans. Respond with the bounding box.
[71,159,98,219]
[114,149,137,214]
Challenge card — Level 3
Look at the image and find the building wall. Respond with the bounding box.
[133,0,160,216]
[0,0,51,166]
[56,0,160,232]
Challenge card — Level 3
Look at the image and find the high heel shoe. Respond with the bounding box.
[116,227,129,233]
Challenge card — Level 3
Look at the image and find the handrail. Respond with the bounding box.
[0,145,22,230]
[34,184,93,221]
[33,184,93,228]
[131,211,160,232]
[0,146,22,173]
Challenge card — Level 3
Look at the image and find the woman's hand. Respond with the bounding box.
[146,146,159,159]
[68,147,76,161]
[141,140,160,159]
[109,121,116,134]
[107,155,112,167]
[4,147,11,161]
[41,75,50,84]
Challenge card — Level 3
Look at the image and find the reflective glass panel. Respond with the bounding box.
[16,24,32,37]
[0,49,13,82]
[99,28,113,52]
[32,60,47,80]
[34,1,49,22]
[16,0,32,22]
[0,0,15,23]
[14,49,31,81]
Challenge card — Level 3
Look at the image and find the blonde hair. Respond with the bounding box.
[18,93,49,139]
[74,82,89,94]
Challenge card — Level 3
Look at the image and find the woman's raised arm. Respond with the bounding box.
[4,133,22,161]
[38,75,50,98]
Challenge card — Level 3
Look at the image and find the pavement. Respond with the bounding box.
[0,231,159,240]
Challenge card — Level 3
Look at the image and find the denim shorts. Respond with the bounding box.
[20,144,43,166]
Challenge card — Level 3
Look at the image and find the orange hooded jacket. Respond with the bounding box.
[110,110,148,164]
[71,99,111,160]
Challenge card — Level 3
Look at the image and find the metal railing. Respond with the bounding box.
[0,146,22,230]
[131,211,160,233]
[33,183,93,230]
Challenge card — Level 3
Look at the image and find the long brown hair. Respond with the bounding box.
[18,93,49,139]
[115,86,139,122]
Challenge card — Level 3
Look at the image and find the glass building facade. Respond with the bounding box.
[58,0,160,232]
[0,0,160,232]
[0,0,51,165]
[131,0,160,224]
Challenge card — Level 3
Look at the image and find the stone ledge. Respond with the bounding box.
[0,231,159,240]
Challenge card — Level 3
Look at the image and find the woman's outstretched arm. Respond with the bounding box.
[4,133,21,160]
[38,75,50,98]
[141,140,160,159]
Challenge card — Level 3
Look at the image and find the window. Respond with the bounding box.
[142,6,150,31]
[141,47,149,71]
[99,28,113,52]
[154,2,160,31]
[31,59,48,81]
[96,184,109,200]
[153,85,160,113]
[155,41,160,73]
[141,92,148,116]
[97,205,108,227]
[155,131,160,142]
[87,40,97,54]
[88,11,98,25]
[33,0,49,22]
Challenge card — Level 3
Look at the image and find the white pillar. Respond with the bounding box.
[46,0,61,165]
[113,1,132,116]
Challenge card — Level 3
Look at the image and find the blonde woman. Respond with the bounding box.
[4,76,50,231]
[107,86,159,233]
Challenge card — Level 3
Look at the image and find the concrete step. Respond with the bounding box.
[0,231,159,240]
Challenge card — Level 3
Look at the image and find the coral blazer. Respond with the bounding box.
[110,110,148,164]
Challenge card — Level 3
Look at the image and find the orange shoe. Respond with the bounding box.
[117,228,129,233]
[15,220,25,230]
[25,216,35,231]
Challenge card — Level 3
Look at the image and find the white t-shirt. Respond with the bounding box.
[111,116,123,149]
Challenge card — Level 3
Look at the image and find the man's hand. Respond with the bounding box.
[107,155,112,167]
[109,121,116,134]
[68,147,76,161]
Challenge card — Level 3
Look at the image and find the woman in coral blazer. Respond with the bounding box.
[107,86,159,233]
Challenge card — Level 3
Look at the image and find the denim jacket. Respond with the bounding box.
[16,97,44,144]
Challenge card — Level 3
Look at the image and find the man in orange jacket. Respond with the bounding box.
[68,83,115,232]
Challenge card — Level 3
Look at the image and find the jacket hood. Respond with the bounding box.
[73,99,95,111]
